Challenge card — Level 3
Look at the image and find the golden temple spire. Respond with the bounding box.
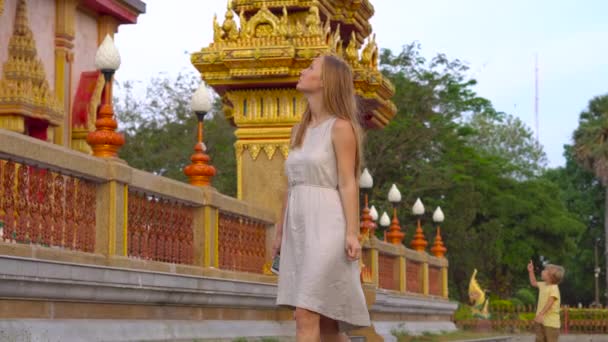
[345,31,359,65]
[222,2,239,41]
[0,0,63,129]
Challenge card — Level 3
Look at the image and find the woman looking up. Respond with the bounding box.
[273,55,370,341]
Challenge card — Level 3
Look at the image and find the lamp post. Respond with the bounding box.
[593,238,601,308]
[183,83,216,186]
[430,206,447,258]
[386,184,404,244]
[369,205,378,239]
[359,168,374,242]
[86,34,125,158]
[410,198,428,252]
[379,211,390,242]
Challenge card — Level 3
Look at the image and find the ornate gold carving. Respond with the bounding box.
[345,31,359,66]
[222,2,239,40]
[0,0,64,127]
[225,89,304,125]
[248,143,261,160]
[1,0,4,15]
[279,143,290,158]
[305,3,322,37]
[235,140,289,161]
[262,144,277,160]
[213,14,224,42]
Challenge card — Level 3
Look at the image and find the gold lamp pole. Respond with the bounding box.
[86,34,125,158]
[369,205,378,239]
[386,184,404,244]
[431,206,447,258]
[359,168,374,242]
[184,83,216,186]
[379,211,390,242]
[410,198,428,252]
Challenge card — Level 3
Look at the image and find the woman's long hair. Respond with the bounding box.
[292,55,364,178]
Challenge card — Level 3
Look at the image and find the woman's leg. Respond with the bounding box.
[319,315,349,342]
[295,307,320,342]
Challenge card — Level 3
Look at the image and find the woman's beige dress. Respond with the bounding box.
[276,117,371,331]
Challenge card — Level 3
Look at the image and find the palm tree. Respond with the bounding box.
[572,94,608,306]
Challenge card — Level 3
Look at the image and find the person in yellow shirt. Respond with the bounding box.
[528,260,565,342]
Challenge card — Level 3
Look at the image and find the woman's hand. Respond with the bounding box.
[272,224,283,258]
[345,233,361,261]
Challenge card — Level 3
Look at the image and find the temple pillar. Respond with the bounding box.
[54,0,78,146]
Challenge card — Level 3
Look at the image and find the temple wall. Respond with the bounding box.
[72,8,98,102]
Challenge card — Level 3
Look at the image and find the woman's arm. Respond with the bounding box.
[528,260,538,287]
[272,190,287,258]
[332,118,361,261]
[272,124,300,258]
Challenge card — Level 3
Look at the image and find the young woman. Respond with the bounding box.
[273,55,370,341]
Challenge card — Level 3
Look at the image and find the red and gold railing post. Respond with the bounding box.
[86,35,125,159]
[410,198,428,252]
[386,184,404,244]
[184,83,216,187]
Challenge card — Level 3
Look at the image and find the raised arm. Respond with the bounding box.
[332,118,360,261]
[528,260,538,287]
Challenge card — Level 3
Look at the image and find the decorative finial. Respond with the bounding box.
[369,206,378,221]
[388,184,401,203]
[184,83,216,186]
[95,34,121,72]
[412,198,425,215]
[359,168,373,189]
[86,34,125,158]
[433,206,444,223]
[431,206,447,258]
[410,198,428,252]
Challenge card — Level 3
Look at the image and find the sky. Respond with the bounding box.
[114,0,608,167]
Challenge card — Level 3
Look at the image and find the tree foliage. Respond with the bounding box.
[544,145,605,305]
[366,43,583,301]
[568,94,608,305]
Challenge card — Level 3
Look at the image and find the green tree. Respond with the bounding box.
[114,73,237,196]
[571,94,608,305]
[366,43,583,300]
[544,146,605,305]
[466,112,547,179]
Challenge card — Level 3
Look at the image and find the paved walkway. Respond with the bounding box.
[454,335,608,342]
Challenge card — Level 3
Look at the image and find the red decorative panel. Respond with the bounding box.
[406,260,423,293]
[0,160,96,252]
[127,191,194,264]
[218,211,267,274]
[378,253,398,290]
[429,266,442,296]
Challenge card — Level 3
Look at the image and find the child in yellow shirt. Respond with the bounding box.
[527,260,565,342]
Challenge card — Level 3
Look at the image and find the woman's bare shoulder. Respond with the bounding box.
[332,118,355,138]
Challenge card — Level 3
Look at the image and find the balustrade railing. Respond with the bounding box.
[0,159,96,252]
[0,130,449,298]
[378,253,398,291]
[218,210,267,274]
[127,190,195,264]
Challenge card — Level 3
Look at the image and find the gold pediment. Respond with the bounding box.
[0,0,64,126]
[192,0,396,128]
